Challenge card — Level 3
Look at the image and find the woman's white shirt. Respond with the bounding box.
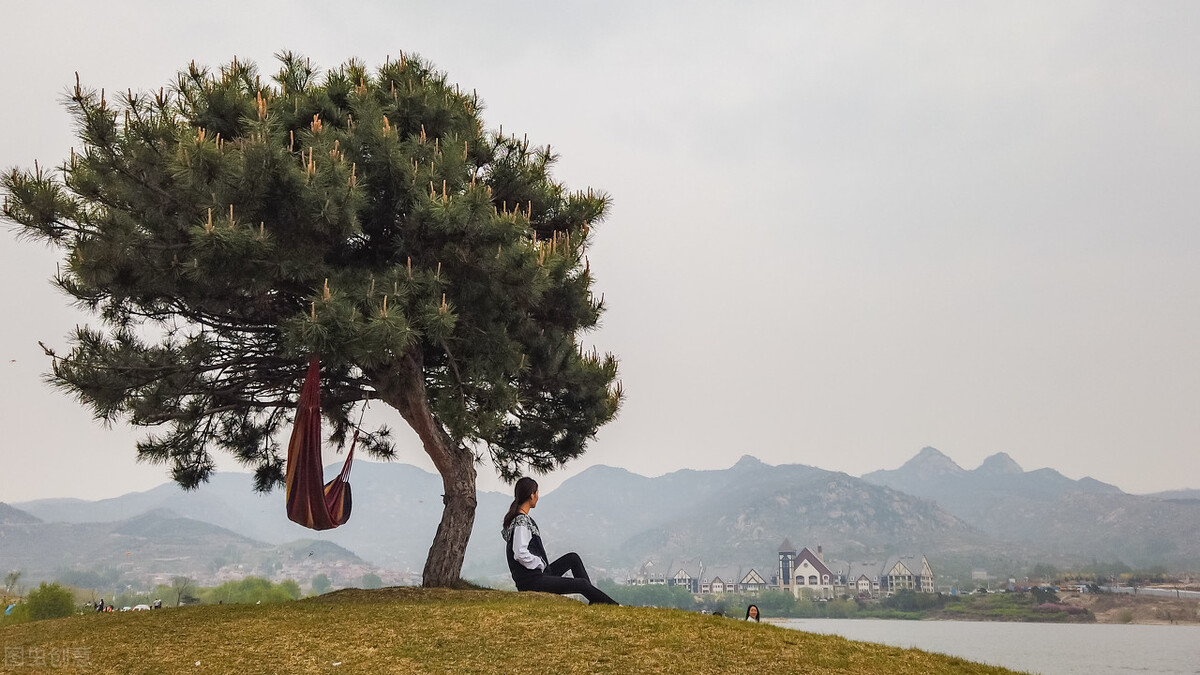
[511,523,546,571]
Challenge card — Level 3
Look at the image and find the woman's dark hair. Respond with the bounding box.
[503,477,539,529]
[745,604,760,621]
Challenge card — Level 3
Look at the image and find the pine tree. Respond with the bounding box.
[2,53,621,587]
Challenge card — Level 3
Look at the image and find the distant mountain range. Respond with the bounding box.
[536,456,988,574]
[0,505,367,588]
[863,447,1200,568]
[863,447,1123,510]
[1150,488,1200,502]
[0,502,41,525]
[6,449,1199,587]
[13,463,512,574]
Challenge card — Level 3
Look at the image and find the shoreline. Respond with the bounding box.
[1059,590,1199,625]
[762,591,1200,625]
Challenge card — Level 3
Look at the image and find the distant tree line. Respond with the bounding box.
[0,575,330,626]
[1025,561,1180,585]
[592,581,954,619]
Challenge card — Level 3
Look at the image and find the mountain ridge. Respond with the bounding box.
[0,507,373,588]
[863,447,1199,568]
[10,450,1200,585]
[0,502,41,525]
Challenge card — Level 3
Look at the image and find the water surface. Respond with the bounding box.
[774,618,1200,675]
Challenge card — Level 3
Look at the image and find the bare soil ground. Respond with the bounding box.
[1060,592,1200,624]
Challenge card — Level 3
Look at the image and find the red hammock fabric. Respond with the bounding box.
[285,355,355,530]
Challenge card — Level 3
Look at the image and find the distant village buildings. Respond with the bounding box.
[627,539,935,599]
[631,565,769,595]
[777,540,936,598]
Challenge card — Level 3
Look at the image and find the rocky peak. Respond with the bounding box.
[731,455,766,470]
[976,452,1023,475]
[898,447,964,477]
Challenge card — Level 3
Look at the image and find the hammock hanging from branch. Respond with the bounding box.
[285,355,356,530]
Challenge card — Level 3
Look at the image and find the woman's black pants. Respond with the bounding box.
[517,552,618,605]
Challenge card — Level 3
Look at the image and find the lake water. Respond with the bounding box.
[774,619,1200,674]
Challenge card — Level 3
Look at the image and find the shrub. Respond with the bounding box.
[825,598,858,618]
[279,579,303,600]
[596,580,696,610]
[202,577,299,605]
[1031,586,1060,604]
[755,589,796,616]
[312,574,332,595]
[882,590,947,612]
[1,602,30,626]
[26,583,76,620]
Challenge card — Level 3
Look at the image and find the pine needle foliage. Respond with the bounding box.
[2,52,621,494]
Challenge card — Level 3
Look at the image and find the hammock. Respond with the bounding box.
[285,355,356,530]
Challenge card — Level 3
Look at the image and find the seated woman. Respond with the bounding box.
[501,477,618,605]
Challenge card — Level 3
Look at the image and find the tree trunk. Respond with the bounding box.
[370,353,478,587]
[422,447,478,587]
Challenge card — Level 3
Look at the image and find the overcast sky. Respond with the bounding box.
[2,1,1198,502]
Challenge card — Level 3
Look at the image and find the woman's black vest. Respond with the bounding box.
[504,515,549,588]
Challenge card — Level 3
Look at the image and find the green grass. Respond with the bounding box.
[934,593,1093,623]
[0,587,1029,674]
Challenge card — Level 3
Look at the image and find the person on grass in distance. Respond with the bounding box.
[745,604,761,622]
[501,477,618,605]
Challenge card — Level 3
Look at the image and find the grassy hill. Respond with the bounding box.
[0,588,1024,674]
